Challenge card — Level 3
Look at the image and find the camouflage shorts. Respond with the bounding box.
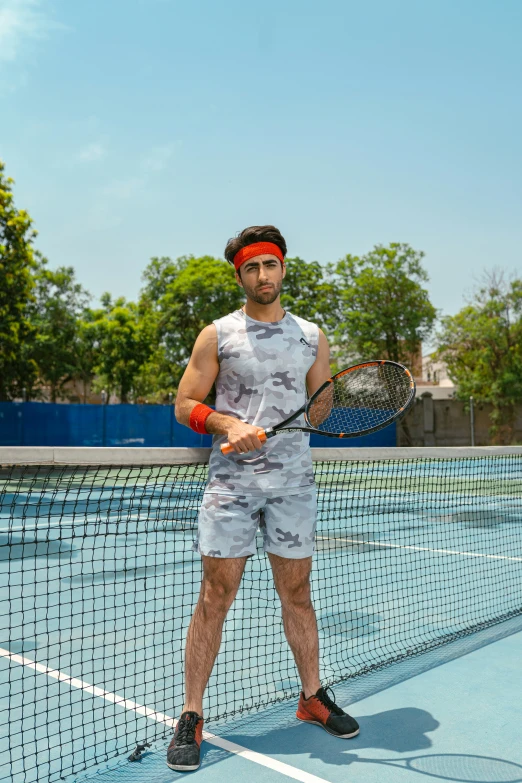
[193,487,317,559]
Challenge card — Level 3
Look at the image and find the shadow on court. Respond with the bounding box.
[222,706,438,761]
[206,707,522,782]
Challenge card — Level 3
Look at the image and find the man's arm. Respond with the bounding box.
[175,324,265,454]
[306,329,331,396]
[304,329,333,429]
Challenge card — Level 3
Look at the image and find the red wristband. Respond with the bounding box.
[189,403,213,434]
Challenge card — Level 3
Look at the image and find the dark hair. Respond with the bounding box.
[224,225,287,267]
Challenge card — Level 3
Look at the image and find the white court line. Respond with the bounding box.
[0,511,198,534]
[0,648,332,783]
[317,536,522,562]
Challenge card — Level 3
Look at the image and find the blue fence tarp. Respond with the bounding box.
[0,402,396,448]
[309,425,396,448]
[0,403,210,448]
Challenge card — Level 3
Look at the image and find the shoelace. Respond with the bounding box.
[176,712,200,745]
[316,686,344,716]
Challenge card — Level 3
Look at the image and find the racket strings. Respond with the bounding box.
[307,363,413,434]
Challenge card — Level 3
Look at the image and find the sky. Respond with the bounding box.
[1,0,521,328]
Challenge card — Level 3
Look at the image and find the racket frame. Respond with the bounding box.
[263,359,416,440]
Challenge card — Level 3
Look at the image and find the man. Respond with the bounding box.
[167,225,359,772]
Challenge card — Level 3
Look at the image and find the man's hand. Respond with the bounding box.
[206,413,265,455]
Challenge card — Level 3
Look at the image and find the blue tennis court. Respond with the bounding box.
[1,446,521,783]
[70,617,522,783]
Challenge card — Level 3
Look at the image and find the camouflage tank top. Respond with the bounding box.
[206,309,319,495]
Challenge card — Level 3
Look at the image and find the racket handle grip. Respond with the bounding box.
[221,430,267,455]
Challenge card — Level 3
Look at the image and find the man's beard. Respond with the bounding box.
[243,279,282,305]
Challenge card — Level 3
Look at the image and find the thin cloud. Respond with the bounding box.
[91,143,180,225]
[79,143,107,162]
[102,176,144,200]
[0,0,63,62]
[141,143,178,173]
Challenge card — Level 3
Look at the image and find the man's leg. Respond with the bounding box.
[267,553,321,698]
[268,551,359,739]
[168,495,255,774]
[183,554,247,715]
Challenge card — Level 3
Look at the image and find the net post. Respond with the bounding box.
[470,396,475,447]
[101,390,107,446]
[169,392,174,446]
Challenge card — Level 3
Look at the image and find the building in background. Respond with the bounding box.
[416,351,456,400]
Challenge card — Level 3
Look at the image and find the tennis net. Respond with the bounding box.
[1,446,522,783]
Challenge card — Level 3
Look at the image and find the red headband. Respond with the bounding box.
[232,242,285,271]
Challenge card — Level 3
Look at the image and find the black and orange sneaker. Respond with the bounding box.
[166,711,204,771]
[296,686,359,738]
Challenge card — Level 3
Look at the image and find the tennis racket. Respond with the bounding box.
[221,359,416,455]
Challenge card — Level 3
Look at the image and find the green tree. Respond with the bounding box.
[75,312,103,403]
[89,294,157,403]
[435,272,522,444]
[139,255,244,396]
[0,160,38,400]
[140,255,181,309]
[281,257,338,337]
[331,243,437,366]
[29,261,92,402]
[136,256,188,400]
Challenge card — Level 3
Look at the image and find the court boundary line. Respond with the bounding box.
[0,647,332,783]
[316,536,522,562]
